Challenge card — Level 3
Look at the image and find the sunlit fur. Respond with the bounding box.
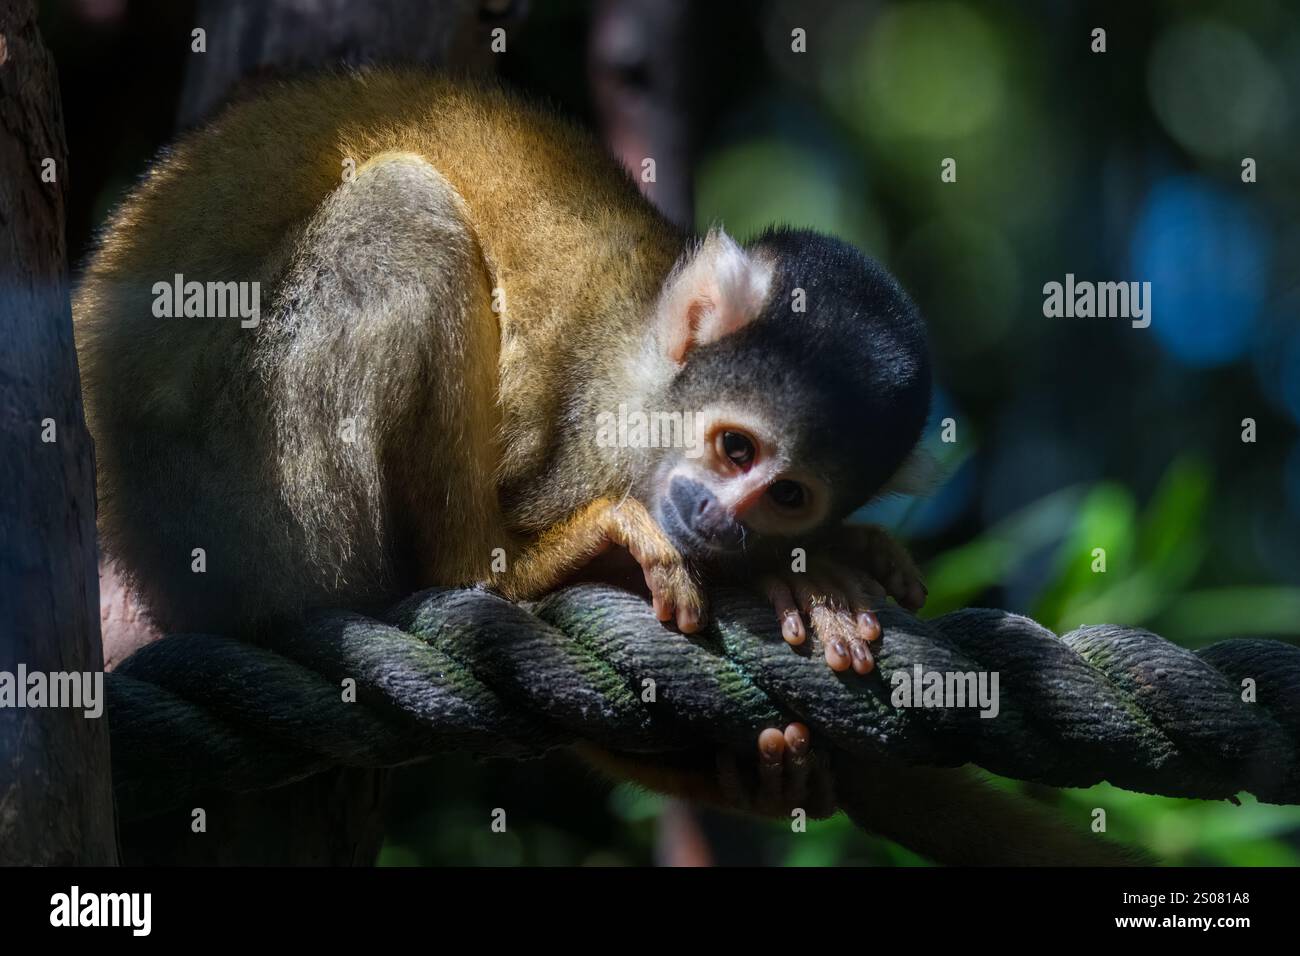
[75,68,927,635]
[76,70,687,630]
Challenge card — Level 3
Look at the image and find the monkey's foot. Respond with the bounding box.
[718,722,835,818]
[761,563,884,673]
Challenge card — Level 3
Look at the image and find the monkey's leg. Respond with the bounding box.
[261,151,508,615]
[493,497,705,632]
[82,152,506,632]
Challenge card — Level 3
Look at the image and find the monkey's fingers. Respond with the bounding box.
[756,723,818,815]
[722,724,824,818]
[644,560,706,634]
[781,722,813,808]
[859,574,887,600]
[757,727,787,808]
[761,576,806,646]
[824,565,883,647]
[842,525,927,612]
[791,578,858,673]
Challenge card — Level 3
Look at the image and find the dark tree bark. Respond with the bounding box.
[0,0,117,866]
[116,0,516,867]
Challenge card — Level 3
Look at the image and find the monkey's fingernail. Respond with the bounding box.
[825,642,852,672]
[758,728,786,763]
[851,641,868,661]
[785,723,811,756]
[781,612,805,645]
[678,607,700,633]
[857,610,880,641]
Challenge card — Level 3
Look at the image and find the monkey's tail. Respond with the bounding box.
[837,758,1150,866]
[581,744,1147,865]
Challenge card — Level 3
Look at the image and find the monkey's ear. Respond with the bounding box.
[656,229,774,364]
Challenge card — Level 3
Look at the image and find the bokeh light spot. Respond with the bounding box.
[860,2,1006,141]
[1129,176,1270,366]
[1147,20,1287,159]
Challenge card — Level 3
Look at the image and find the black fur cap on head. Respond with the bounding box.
[668,227,931,520]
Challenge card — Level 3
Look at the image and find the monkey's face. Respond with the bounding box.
[646,403,835,561]
[636,225,931,564]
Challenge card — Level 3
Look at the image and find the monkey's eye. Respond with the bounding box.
[768,480,806,510]
[719,431,756,469]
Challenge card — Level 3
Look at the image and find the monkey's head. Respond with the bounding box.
[632,227,930,564]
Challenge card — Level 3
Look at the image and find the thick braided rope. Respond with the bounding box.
[106,584,1300,821]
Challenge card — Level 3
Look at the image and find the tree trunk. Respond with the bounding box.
[0,0,117,866]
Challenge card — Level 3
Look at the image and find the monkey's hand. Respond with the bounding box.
[493,497,706,633]
[833,523,928,612]
[758,528,924,674]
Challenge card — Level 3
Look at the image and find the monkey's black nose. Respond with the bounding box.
[668,476,744,551]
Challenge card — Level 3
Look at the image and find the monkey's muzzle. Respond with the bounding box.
[659,476,746,557]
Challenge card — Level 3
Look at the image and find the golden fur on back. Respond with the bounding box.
[75,69,687,631]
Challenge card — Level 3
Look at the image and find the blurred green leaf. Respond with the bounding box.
[921,484,1087,615]
[1035,482,1137,628]
[1155,587,1300,643]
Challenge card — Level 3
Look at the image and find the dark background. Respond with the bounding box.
[42,0,1300,864]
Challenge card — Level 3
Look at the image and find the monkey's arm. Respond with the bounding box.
[493,498,704,632]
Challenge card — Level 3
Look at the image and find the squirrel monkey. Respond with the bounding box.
[76,69,936,812]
